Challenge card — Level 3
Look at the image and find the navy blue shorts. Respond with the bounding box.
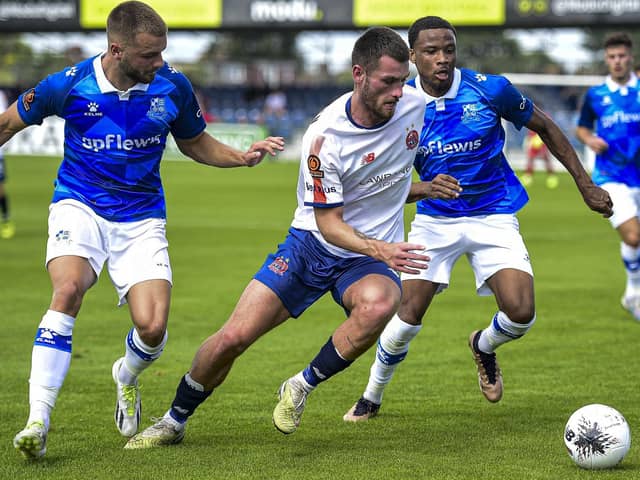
[254,227,401,318]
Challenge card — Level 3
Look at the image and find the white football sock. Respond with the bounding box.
[478,311,535,354]
[119,328,167,385]
[363,314,422,405]
[27,310,76,429]
[292,371,315,394]
[621,242,640,295]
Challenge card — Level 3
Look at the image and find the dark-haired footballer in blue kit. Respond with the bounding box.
[408,68,531,217]
[4,1,283,460]
[345,15,613,422]
[576,32,640,321]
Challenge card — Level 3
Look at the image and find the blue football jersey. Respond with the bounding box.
[409,68,533,216]
[17,55,206,221]
[577,76,640,187]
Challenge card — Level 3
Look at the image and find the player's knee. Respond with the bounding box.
[136,321,167,347]
[349,299,398,345]
[214,327,252,359]
[397,299,427,325]
[503,303,535,324]
[361,295,399,324]
[623,233,640,249]
[51,280,86,313]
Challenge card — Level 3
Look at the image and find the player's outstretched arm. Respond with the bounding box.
[526,105,613,218]
[0,102,28,148]
[575,125,609,155]
[407,174,462,203]
[175,132,284,168]
[314,206,430,274]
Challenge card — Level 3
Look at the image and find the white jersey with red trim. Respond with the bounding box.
[290,86,424,257]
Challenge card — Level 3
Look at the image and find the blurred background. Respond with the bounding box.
[1,0,640,166]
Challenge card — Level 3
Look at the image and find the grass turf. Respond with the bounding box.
[0,157,638,479]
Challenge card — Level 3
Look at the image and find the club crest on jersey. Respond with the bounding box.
[361,152,376,165]
[268,256,289,276]
[461,103,480,123]
[307,154,324,178]
[22,89,35,112]
[406,129,419,150]
[147,97,167,120]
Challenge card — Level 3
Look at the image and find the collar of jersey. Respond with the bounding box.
[93,54,150,98]
[605,73,638,93]
[414,68,461,104]
[344,97,390,130]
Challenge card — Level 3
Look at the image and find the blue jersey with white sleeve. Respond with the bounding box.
[577,75,640,187]
[17,55,206,221]
[410,68,533,217]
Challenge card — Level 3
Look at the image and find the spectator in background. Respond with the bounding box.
[264,88,290,139]
[577,32,640,321]
[263,88,287,117]
[521,128,559,189]
[0,88,13,239]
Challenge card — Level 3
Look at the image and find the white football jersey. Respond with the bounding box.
[291,86,424,257]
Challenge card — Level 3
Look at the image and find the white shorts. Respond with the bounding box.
[600,182,640,228]
[402,213,533,296]
[46,199,172,306]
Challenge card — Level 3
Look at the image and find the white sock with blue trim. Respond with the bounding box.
[621,242,640,296]
[27,310,75,429]
[478,311,535,354]
[363,314,422,405]
[119,328,167,385]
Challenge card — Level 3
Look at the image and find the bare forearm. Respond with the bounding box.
[528,107,591,187]
[0,103,27,147]
[576,126,608,154]
[541,127,591,186]
[320,221,384,259]
[177,132,283,168]
[177,133,247,168]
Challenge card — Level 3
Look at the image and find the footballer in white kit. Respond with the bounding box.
[291,89,423,257]
[124,27,436,447]
[255,86,424,318]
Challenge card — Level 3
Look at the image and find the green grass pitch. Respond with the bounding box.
[1,156,639,479]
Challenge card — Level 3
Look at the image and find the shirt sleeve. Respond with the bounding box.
[577,89,596,129]
[17,70,70,126]
[168,69,207,140]
[301,134,343,208]
[492,78,534,130]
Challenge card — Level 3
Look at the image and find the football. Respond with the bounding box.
[564,404,631,469]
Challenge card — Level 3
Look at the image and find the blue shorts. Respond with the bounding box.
[0,155,5,182]
[254,227,401,318]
